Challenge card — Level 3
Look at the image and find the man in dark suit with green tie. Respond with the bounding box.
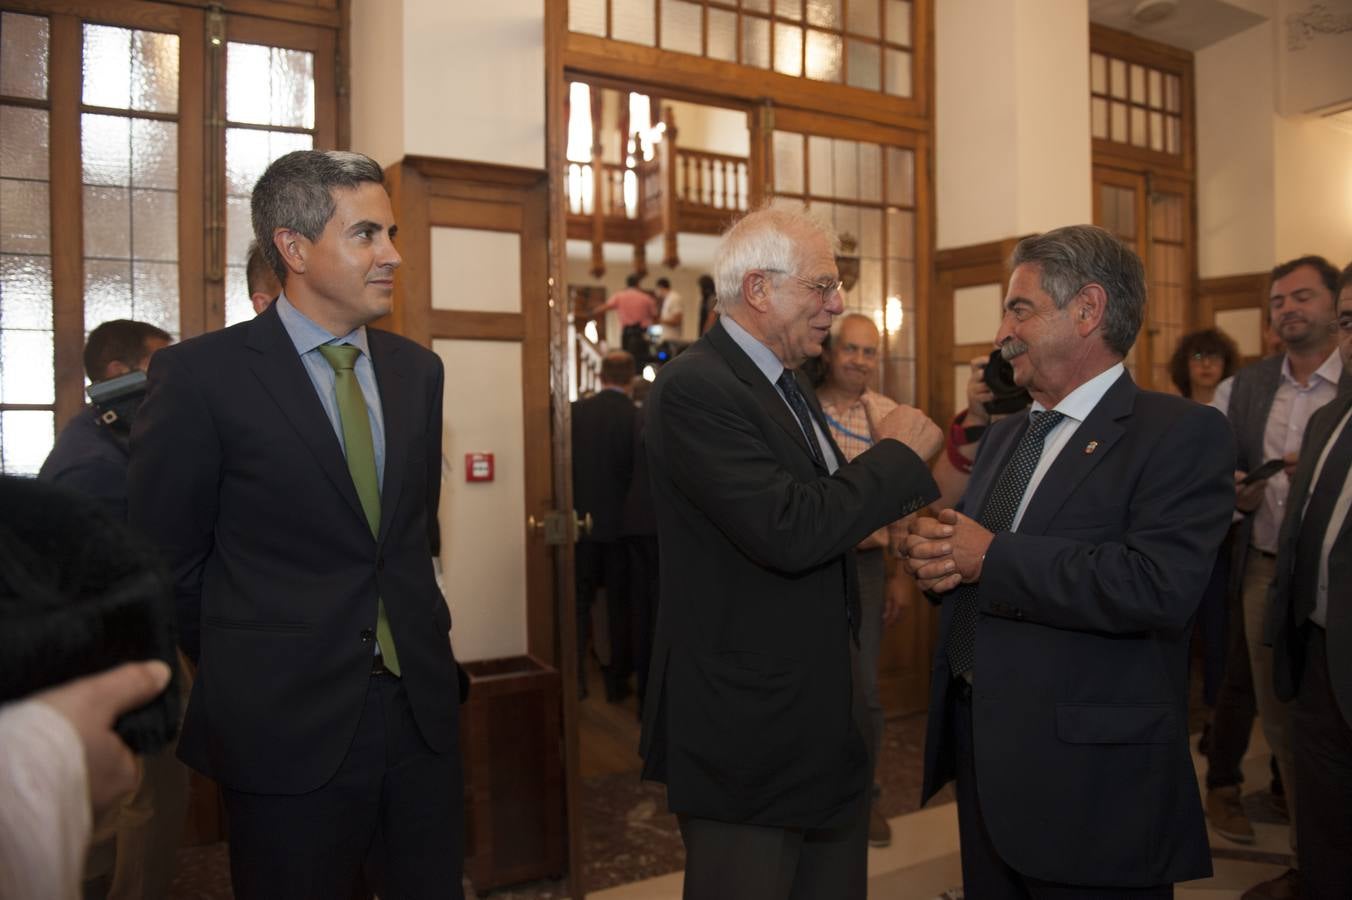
[129,150,463,899]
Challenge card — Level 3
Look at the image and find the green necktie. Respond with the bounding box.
[317,343,400,676]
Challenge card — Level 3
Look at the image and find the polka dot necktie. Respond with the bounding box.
[777,370,823,465]
[946,410,1065,678]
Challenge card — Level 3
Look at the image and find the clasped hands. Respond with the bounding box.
[897,508,995,594]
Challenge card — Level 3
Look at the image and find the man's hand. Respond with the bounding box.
[877,404,943,461]
[1234,470,1265,513]
[901,509,994,593]
[964,356,995,427]
[36,660,172,816]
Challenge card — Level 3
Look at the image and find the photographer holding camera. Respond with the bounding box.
[39,320,172,524]
[36,318,186,900]
[931,349,1032,510]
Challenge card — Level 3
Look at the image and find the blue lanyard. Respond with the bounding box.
[822,411,873,446]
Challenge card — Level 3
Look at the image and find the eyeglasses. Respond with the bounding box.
[762,269,844,305]
[1190,352,1223,362]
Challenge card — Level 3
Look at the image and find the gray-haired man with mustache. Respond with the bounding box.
[901,225,1235,896]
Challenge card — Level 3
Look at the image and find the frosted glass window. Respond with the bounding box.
[226,43,315,128]
[0,107,48,180]
[742,17,770,69]
[832,138,859,201]
[612,0,656,46]
[807,0,841,29]
[82,114,178,191]
[807,134,832,195]
[0,13,49,100]
[0,256,53,331]
[847,0,880,37]
[776,0,803,21]
[885,147,914,207]
[0,180,50,255]
[883,48,910,96]
[0,409,54,475]
[569,0,606,37]
[773,132,805,195]
[661,0,703,55]
[885,1,911,45]
[1091,98,1108,139]
[225,128,313,195]
[805,30,842,82]
[708,9,737,61]
[1090,53,1107,94]
[0,328,54,404]
[774,24,803,77]
[858,143,882,203]
[846,40,880,91]
[82,25,179,113]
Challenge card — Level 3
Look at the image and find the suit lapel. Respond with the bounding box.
[245,304,371,533]
[1014,371,1135,536]
[706,321,824,468]
[370,331,408,543]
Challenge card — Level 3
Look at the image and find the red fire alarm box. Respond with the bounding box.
[465,452,494,482]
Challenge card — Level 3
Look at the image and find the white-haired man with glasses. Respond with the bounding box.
[638,206,943,899]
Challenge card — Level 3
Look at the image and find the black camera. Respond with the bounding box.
[981,347,1032,415]
[87,369,148,435]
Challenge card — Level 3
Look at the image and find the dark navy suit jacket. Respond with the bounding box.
[922,371,1234,887]
[128,302,458,795]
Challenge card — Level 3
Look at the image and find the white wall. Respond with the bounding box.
[936,0,1092,248]
[350,0,546,169]
[1196,18,1352,277]
[1196,22,1278,277]
[348,0,405,168]
[1274,114,1352,266]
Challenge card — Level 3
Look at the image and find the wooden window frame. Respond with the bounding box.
[0,0,343,442]
[563,0,932,131]
[1090,24,1194,178]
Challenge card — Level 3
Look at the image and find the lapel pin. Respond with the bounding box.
[1084,440,1099,455]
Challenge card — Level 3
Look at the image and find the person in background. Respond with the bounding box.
[697,273,718,336]
[655,277,683,341]
[816,313,912,850]
[37,319,185,900]
[594,273,659,363]
[1266,260,1352,900]
[1169,327,1238,405]
[1168,328,1241,757]
[39,320,171,522]
[1210,257,1345,900]
[571,351,638,703]
[246,240,282,314]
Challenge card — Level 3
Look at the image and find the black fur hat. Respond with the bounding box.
[0,475,179,753]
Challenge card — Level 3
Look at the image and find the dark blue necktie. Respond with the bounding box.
[777,370,823,465]
[1291,417,1352,625]
[946,410,1065,677]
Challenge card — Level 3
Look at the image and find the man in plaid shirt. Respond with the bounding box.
[817,312,911,849]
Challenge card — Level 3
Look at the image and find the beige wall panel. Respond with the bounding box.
[434,338,528,662]
[1215,307,1264,358]
[431,227,523,313]
[953,282,1003,347]
[349,0,406,167]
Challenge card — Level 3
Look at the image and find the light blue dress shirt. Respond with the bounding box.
[721,316,838,473]
[275,293,387,490]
